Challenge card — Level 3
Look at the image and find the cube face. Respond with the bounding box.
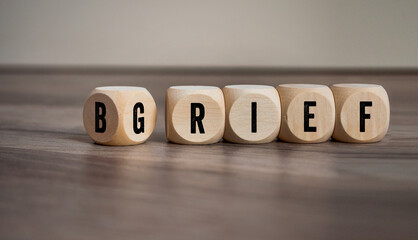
[83,86,157,145]
[171,94,224,142]
[84,93,119,144]
[277,84,335,143]
[223,85,281,144]
[331,84,390,143]
[121,89,158,143]
[166,86,225,144]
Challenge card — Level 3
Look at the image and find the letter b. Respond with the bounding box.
[95,102,106,133]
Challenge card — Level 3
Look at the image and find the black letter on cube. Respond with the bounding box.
[304,101,317,132]
[360,101,372,132]
[251,102,257,133]
[95,102,106,133]
[191,103,205,134]
[133,102,145,134]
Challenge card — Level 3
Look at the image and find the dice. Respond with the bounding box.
[277,84,335,143]
[83,86,157,145]
[331,83,390,143]
[165,86,225,144]
[84,83,390,146]
[223,85,281,144]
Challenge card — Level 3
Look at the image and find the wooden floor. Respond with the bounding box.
[0,71,417,240]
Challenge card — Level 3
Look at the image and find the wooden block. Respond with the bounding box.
[83,86,157,145]
[223,85,281,144]
[331,83,390,143]
[277,84,335,143]
[166,86,225,144]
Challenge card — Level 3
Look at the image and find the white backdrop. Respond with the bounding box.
[0,0,417,68]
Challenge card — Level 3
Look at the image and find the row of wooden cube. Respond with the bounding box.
[83,84,390,145]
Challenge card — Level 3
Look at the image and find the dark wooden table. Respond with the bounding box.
[1,70,417,240]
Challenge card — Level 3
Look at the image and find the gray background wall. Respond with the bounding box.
[0,0,417,68]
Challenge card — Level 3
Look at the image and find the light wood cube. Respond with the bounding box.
[277,84,335,143]
[166,86,225,144]
[223,85,281,144]
[83,86,157,145]
[331,83,390,143]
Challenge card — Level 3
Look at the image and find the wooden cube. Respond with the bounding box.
[277,84,335,143]
[223,85,281,144]
[83,86,157,145]
[166,86,225,144]
[331,83,390,143]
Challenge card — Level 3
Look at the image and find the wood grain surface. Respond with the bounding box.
[0,71,417,240]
